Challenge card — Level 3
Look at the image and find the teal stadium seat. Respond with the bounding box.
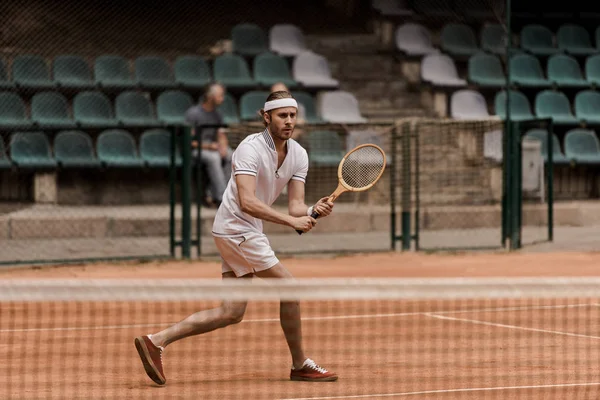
[240,91,269,121]
[524,128,569,164]
[307,130,345,167]
[156,90,193,124]
[53,55,94,89]
[140,128,182,168]
[468,53,506,88]
[115,91,158,126]
[557,24,596,56]
[213,53,256,89]
[73,91,119,127]
[31,92,77,128]
[0,59,15,89]
[494,90,535,121]
[135,56,177,89]
[96,129,144,167]
[547,54,588,88]
[12,55,55,89]
[520,25,558,56]
[564,128,600,164]
[231,23,269,57]
[10,131,57,169]
[535,90,579,125]
[481,24,507,55]
[293,91,325,124]
[217,93,240,125]
[585,54,600,85]
[574,90,600,124]
[509,54,551,88]
[0,92,32,128]
[0,138,11,168]
[94,55,136,89]
[174,56,211,89]
[440,23,479,58]
[253,52,297,88]
[54,130,102,168]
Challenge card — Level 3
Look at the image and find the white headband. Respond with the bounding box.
[264,98,298,112]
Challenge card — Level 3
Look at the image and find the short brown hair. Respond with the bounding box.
[259,91,293,127]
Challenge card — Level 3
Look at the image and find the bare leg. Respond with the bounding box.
[150,271,250,348]
[255,263,306,369]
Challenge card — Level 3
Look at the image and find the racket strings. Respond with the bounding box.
[340,146,385,189]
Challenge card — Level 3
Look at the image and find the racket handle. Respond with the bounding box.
[296,210,320,235]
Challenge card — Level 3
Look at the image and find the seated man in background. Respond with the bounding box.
[185,83,233,208]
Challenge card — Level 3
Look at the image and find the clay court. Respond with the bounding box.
[2,251,600,399]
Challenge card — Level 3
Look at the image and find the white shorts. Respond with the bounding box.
[213,231,280,277]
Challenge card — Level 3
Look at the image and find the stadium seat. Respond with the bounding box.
[54,130,102,168]
[494,90,535,121]
[140,128,182,168]
[174,56,211,89]
[557,24,596,56]
[0,92,32,128]
[94,55,136,89]
[0,138,11,169]
[292,51,339,89]
[253,52,297,88]
[53,55,95,89]
[440,23,479,58]
[307,130,345,166]
[524,128,570,164]
[468,53,506,88]
[481,24,507,55]
[574,90,600,124]
[293,91,325,124]
[420,54,467,87]
[269,24,308,57]
[213,53,256,89]
[520,25,558,56]
[585,54,600,85]
[319,91,367,124]
[240,90,269,121]
[564,128,600,164]
[12,55,55,89]
[9,131,57,169]
[450,89,490,119]
[547,54,588,88]
[31,92,77,128]
[509,53,551,88]
[0,59,15,89]
[115,91,158,126]
[96,129,144,167]
[73,91,119,127]
[535,90,579,125]
[135,56,176,90]
[231,23,269,57]
[156,90,193,124]
[394,23,439,57]
[217,93,240,125]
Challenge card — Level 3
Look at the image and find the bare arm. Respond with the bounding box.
[287,180,309,217]
[236,175,316,232]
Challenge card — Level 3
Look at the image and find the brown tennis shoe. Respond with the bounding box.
[134,335,166,385]
[290,358,338,382]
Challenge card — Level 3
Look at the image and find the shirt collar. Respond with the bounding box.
[262,128,276,151]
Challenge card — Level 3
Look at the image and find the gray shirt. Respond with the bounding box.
[185,105,224,143]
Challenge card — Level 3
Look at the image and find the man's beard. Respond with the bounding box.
[269,123,293,140]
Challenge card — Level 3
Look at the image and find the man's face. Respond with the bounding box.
[210,85,225,107]
[266,107,297,141]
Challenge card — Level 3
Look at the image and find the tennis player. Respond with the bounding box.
[135,90,338,385]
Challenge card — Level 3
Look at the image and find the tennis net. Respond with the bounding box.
[2,277,600,399]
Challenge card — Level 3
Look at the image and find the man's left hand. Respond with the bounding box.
[312,197,334,218]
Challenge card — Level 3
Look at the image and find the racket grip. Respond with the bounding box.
[296,210,321,235]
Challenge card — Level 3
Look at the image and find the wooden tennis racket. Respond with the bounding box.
[297,143,387,235]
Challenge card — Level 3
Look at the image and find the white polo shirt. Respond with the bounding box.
[212,128,309,236]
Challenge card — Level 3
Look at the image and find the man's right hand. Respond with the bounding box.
[290,216,317,233]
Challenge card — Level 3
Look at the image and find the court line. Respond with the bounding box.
[0,303,594,333]
[278,382,600,400]
[426,313,600,340]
